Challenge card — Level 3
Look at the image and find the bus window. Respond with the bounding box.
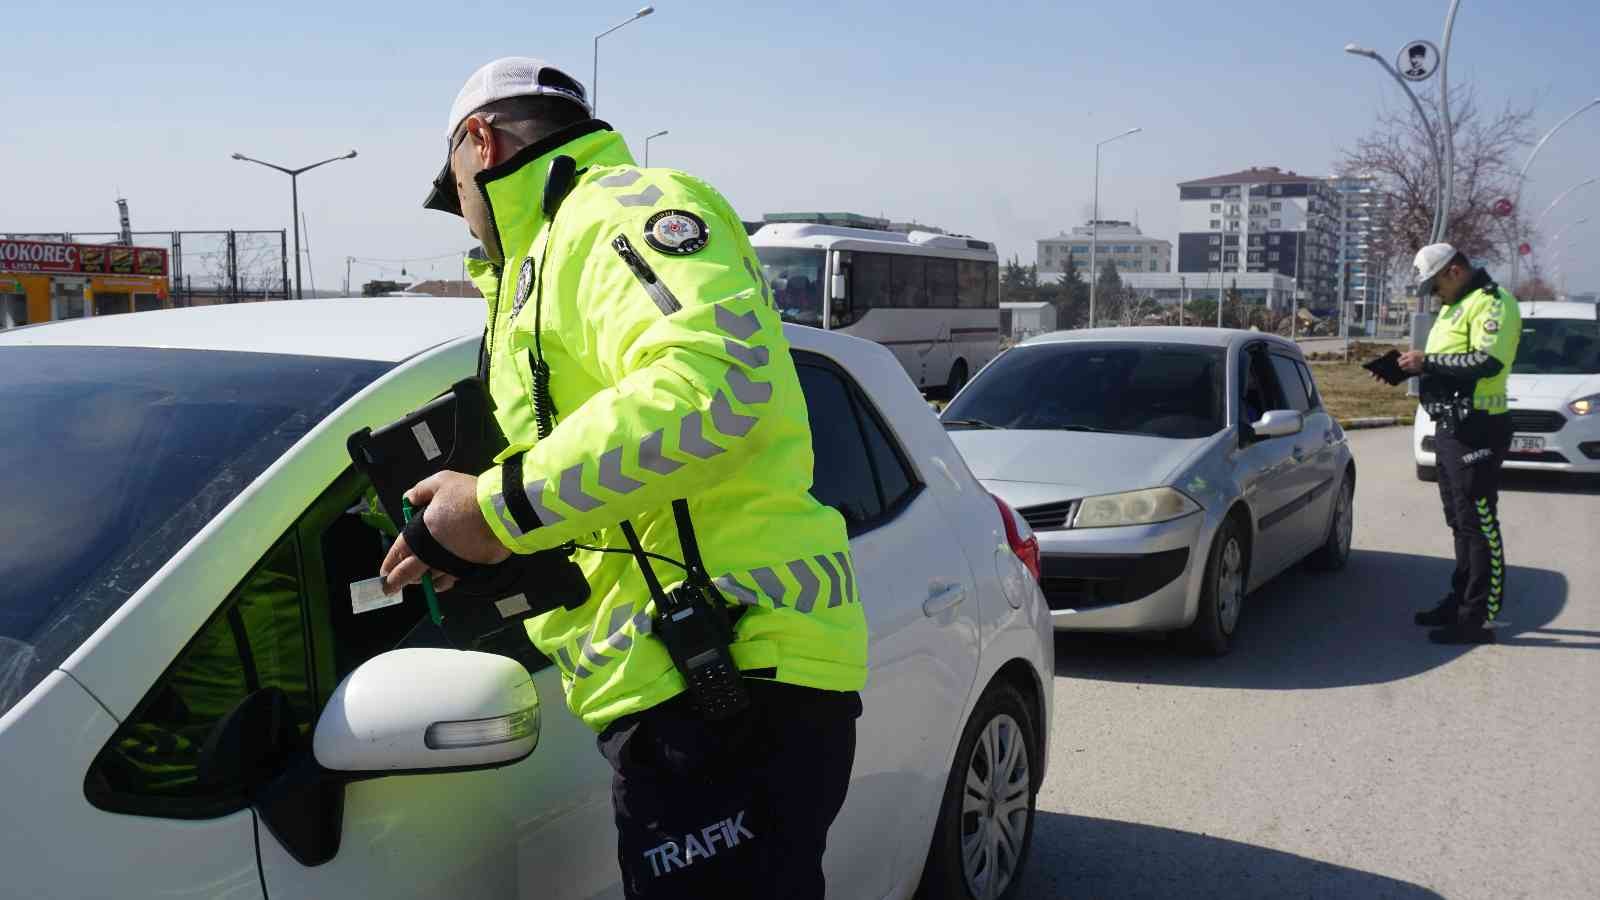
[890,255,926,308]
[927,258,957,309]
[958,260,986,308]
[852,252,892,314]
[757,247,825,327]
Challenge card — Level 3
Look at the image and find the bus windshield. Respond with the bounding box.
[757,248,826,327]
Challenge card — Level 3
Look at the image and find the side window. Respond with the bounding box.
[85,537,316,818]
[957,260,986,309]
[852,252,891,313]
[1268,354,1311,413]
[1239,348,1287,426]
[890,254,926,309]
[796,356,922,535]
[1294,360,1322,410]
[926,258,958,309]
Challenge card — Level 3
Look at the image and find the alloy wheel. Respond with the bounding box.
[1216,537,1245,635]
[960,713,1031,900]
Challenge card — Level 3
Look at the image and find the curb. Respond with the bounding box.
[1340,416,1413,430]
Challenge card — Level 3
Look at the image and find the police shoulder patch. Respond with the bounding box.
[643,209,710,256]
[510,256,535,317]
[1483,318,1499,333]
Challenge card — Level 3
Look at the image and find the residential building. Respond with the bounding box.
[1037,220,1172,279]
[1176,166,1340,311]
[1330,174,1392,327]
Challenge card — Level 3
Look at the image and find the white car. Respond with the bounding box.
[1415,301,1600,479]
[0,301,1052,900]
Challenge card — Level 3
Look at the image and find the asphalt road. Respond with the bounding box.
[1024,427,1600,899]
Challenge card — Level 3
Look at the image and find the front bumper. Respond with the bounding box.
[1035,511,1205,631]
[1413,405,1600,474]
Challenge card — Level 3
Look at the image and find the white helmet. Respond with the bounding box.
[1412,242,1458,296]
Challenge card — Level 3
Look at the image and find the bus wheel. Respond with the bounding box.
[946,359,969,398]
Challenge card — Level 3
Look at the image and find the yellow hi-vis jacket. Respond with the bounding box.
[464,122,867,730]
[1422,269,1522,415]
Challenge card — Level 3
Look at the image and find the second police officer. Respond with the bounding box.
[379,58,868,898]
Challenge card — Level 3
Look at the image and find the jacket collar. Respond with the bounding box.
[476,121,635,262]
[1447,267,1495,304]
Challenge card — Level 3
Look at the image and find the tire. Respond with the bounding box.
[1183,515,1248,656]
[945,359,969,399]
[917,681,1039,900]
[1416,464,1438,482]
[1305,476,1354,572]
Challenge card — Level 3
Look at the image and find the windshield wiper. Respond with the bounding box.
[1054,425,1117,433]
[942,417,997,430]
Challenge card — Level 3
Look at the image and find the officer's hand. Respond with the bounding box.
[379,471,511,594]
[1399,350,1426,374]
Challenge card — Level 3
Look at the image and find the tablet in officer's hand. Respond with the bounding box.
[1363,349,1409,386]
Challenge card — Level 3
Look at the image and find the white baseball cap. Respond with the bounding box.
[1413,242,1459,295]
[424,57,592,215]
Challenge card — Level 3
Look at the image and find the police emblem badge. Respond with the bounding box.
[644,209,710,256]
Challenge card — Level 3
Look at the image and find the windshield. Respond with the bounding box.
[1512,317,1600,375]
[757,247,826,328]
[943,342,1227,439]
[0,346,390,716]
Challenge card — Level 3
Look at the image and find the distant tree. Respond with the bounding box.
[1514,276,1558,301]
[1094,259,1124,327]
[1052,255,1089,328]
[1339,84,1534,273]
[1187,298,1219,327]
[1001,255,1038,303]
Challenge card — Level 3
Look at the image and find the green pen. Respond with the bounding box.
[402,497,445,626]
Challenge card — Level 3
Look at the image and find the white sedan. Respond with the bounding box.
[0,300,1052,900]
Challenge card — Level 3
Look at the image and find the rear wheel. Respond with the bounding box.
[1184,515,1248,656]
[1306,476,1354,571]
[1416,464,1437,482]
[918,681,1038,900]
[945,359,969,398]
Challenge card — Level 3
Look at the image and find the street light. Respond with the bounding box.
[1533,179,1598,278]
[231,150,357,299]
[644,129,668,166]
[1344,43,1444,242]
[1088,126,1141,328]
[592,5,655,115]
[1508,97,1600,287]
[1550,217,1590,249]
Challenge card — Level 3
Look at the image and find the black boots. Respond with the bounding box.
[1428,621,1496,644]
[1415,597,1458,627]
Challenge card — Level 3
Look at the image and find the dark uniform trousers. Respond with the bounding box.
[598,680,862,900]
[1434,412,1513,623]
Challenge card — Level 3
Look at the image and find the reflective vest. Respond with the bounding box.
[1424,277,1522,414]
[465,122,867,730]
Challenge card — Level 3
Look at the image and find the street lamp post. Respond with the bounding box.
[1437,0,1462,243]
[1508,98,1600,288]
[1344,44,1445,242]
[1549,217,1590,249]
[231,150,358,299]
[644,129,668,166]
[592,6,655,116]
[1532,177,1598,273]
[1088,126,1141,328]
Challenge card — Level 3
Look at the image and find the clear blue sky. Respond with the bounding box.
[6,1,1597,293]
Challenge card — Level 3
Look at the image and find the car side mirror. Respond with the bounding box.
[1250,409,1304,439]
[314,648,540,775]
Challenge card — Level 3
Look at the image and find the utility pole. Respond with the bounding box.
[1089,127,1141,328]
[231,149,358,299]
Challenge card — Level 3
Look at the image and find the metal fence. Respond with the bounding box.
[34,230,289,306]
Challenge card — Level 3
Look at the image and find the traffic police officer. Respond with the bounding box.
[1398,243,1521,644]
[380,58,868,898]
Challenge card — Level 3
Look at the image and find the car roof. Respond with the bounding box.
[1521,301,1597,321]
[0,299,486,362]
[1019,326,1294,352]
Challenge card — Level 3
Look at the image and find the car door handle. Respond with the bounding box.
[923,582,968,617]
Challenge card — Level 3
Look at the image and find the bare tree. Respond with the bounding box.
[1339,85,1534,270]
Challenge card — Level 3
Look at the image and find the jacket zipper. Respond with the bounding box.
[611,235,682,315]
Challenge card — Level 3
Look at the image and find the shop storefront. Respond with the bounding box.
[0,238,170,328]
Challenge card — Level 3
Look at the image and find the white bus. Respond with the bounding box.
[752,223,1001,395]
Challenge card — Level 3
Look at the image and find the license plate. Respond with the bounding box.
[1511,435,1545,453]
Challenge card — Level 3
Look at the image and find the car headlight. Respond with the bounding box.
[1071,487,1200,529]
[1569,394,1600,417]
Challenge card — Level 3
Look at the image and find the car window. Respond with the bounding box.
[1294,360,1322,410]
[85,536,317,819]
[1240,348,1287,424]
[1512,317,1600,375]
[796,355,922,535]
[944,342,1226,439]
[0,346,390,720]
[1268,354,1311,413]
[83,466,534,819]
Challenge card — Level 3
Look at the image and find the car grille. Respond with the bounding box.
[1038,548,1190,611]
[1016,499,1076,531]
[1510,409,1566,433]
